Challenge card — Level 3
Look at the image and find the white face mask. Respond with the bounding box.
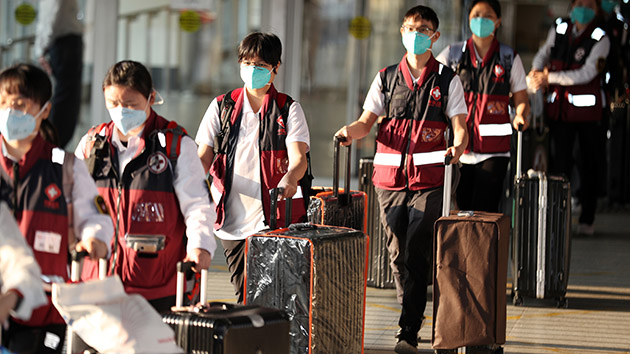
[0,102,48,141]
[107,95,151,136]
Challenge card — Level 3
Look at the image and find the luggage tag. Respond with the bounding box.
[457,210,475,217]
[124,234,166,257]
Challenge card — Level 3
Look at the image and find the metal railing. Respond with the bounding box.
[0,35,35,68]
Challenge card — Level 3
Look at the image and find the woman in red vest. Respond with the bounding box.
[0,63,113,353]
[437,0,530,213]
[528,0,609,235]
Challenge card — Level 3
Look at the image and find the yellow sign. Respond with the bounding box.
[15,3,36,26]
[349,16,371,39]
[179,10,201,32]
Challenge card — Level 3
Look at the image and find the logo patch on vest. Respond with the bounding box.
[421,127,443,142]
[277,116,287,136]
[148,152,169,174]
[574,48,586,62]
[430,87,441,101]
[494,64,505,78]
[486,101,507,115]
[276,157,289,174]
[44,183,61,210]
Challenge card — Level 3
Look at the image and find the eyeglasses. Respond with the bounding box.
[241,60,273,69]
[401,25,435,35]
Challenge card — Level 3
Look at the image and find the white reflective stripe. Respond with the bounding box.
[51,148,65,164]
[438,63,444,75]
[293,186,303,199]
[555,17,564,25]
[478,123,513,137]
[210,183,223,205]
[591,27,605,41]
[556,22,568,35]
[157,132,166,147]
[412,150,446,166]
[567,94,596,107]
[373,153,402,166]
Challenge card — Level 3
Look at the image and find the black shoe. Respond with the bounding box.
[395,328,418,354]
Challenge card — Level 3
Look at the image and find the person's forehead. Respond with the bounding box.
[575,0,597,7]
[403,16,433,27]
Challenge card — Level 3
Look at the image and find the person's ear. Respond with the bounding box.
[41,102,51,120]
[273,62,281,74]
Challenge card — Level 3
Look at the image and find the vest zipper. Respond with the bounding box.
[403,83,419,189]
[12,163,19,218]
[110,182,122,276]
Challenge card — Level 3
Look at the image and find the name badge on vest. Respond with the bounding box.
[34,231,62,254]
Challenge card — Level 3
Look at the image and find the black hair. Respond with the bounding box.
[469,0,502,18]
[403,5,440,31]
[0,63,58,145]
[238,32,282,68]
[102,60,153,98]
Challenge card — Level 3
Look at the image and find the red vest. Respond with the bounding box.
[210,85,310,230]
[81,111,187,300]
[546,18,606,122]
[373,55,453,191]
[0,135,69,327]
[447,38,514,153]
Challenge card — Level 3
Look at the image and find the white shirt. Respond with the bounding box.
[436,42,529,164]
[532,24,611,86]
[195,88,311,241]
[0,202,48,321]
[362,58,469,121]
[75,125,217,257]
[1,141,113,247]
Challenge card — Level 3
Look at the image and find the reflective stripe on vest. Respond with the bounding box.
[478,123,513,137]
[567,93,597,107]
[412,150,447,166]
[373,152,402,167]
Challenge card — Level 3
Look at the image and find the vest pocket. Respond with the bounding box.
[409,165,444,190]
[119,247,167,289]
[372,164,405,189]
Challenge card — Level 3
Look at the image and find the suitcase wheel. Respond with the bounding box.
[435,350,458,354]
[556,296,568,309]
[513,293,524,306]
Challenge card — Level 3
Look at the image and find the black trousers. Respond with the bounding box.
[2,320,66,353]
[456,157,510,213]
[375,186,442,333]
[549,120,600,225]
[47,34,83,148]
[221,238,246,304]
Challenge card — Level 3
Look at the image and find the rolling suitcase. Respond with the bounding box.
[245,190,369,354]
[358,157,395,289]
[607,100,630,204]
[432,150,509,354]
[512,126,572,308]
[162,262,290,354]
[307,137,367,232]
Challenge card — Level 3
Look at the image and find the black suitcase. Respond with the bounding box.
[607,100,630,204]
[512,128,572,308]
[162,262,290,354]
[307,137,367,232]
[358,158,395,289]
[244,208,368,354]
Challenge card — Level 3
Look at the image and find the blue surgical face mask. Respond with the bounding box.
[0,102,48,141]
[240,65,272,89]
[402,31,434,55]
[601,0,617,14]
[108,97,150,136]
[470,17,496,38]
[570,6,596,24]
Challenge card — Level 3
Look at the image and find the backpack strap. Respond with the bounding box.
[498,42,515,78]
[52,148,77,252]
[447,42,466,71]
[380,64,399,116]
[162,121,188,170]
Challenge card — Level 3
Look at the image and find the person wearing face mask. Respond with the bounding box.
[528,0,610,236]
[0,63,113,353]
[334,5,468,353]
[436,0,530,213]
[75,60,216,313]
[196,32,311,304]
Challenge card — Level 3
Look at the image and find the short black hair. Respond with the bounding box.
[103,60,153,98]
[469,0,502,18]
[238,32,282,68]
[0,63,52,107]
[403,5,439,31]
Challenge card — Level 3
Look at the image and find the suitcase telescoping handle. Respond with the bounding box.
[516,123,524,181]
[175,261,208,308]
[70,249,107,281]
[442,128,453,217]
[270,187,293,230]
[333,136,351,205]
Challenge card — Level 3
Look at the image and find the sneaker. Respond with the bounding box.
[577,223,594,236]
[395,328,418,354]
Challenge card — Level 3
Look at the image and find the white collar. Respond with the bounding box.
[111,127,144,152]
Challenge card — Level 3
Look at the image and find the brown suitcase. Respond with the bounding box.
[432,211,509,350]
[431,139,509,353]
